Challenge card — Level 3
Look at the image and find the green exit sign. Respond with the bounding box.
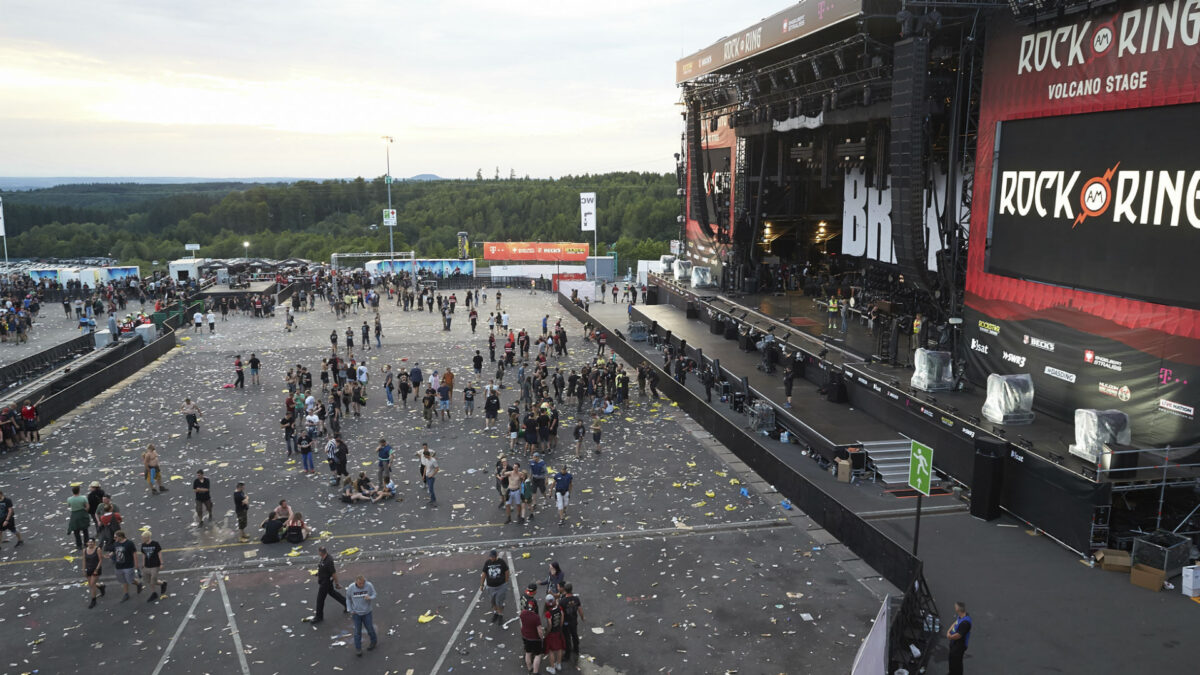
[385,176,392,184]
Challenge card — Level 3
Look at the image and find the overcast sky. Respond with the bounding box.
[0,0,789,179]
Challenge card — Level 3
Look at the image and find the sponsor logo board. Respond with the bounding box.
[1044,365,1077,383]
[1084,349,1123,371]
[970,338,989,354]
[1098,382,1132,401]
[977,320,1000,336]
[1159,399,1195,419]
[1002,351,1027,368]
[1023,334,1055,352]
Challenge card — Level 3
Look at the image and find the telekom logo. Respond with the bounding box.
[1160,367,1188,385]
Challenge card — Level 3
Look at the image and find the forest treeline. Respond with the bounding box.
[0,172,680,271]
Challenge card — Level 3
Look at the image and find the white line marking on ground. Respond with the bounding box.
[505,551,521,610]
[216,571,252,675]
[150,571,214,675]
[429,586,482,675]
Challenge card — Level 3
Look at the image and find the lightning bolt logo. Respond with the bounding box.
[1074,162,1120,228]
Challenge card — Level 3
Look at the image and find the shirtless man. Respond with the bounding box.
[141,444,168,495]
[502,461,524,524]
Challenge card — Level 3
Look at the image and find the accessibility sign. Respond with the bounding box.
[908,440,933,496]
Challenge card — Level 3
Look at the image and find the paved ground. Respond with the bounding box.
[0,291,884,674]
[585,299,1200,672]
[0,310,94,365]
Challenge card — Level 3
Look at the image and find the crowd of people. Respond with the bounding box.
[25,270,662,669]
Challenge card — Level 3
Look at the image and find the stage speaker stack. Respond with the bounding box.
[971,437,1006,521]
[686,302,699,319]
[825,371,848,403]
[889,37,932,293]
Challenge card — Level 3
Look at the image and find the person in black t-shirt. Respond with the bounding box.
[0,490,23,547]
[560,583,585,661]
[109,530,142,601]
[480,549,510,624]
[138,531,167,602]
[281,412,296,457]
[248,353,262,386]
[193,470,212,527]
[260,512,284,543]
[234,482,250,542]
[312,546,346,623]
[463,384,477,416]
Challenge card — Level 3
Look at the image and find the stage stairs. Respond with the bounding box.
[861,439,913,485]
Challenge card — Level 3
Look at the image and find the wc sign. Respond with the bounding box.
[580,192,597,232]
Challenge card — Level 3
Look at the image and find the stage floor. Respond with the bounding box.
[198,280,274,297]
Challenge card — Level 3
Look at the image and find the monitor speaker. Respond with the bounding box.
[970,437,1006,521]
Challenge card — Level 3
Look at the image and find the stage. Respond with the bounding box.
[641,275,1200,556]
[197,280,275,299]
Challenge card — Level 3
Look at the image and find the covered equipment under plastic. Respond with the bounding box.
[1068,409,1131,463]
[981,373,1036,426]
[909,349,954,392]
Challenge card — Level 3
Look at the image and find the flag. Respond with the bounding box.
[579,192,596,232]
[0,196,5,237]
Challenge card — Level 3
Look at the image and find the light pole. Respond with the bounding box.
[382,135,395,273]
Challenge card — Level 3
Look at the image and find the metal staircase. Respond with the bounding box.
[861,439,913,485]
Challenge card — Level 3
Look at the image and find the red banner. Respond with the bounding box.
[483,242,589,262]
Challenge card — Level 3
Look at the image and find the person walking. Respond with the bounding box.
[422,446,439,507]
[542,593,566,673]
[520,596,544,674]
[83,537,106,608]
[192,469,213,527]
[67,485,90,550]
[138,531,167,602]
[234,482,250,542]
[560,583,584,662]
[376,438,393,487]
[234,355,245,389]
[946,601,972,675]
[249,353,261,385]
[311,546,346,624]
[382,365,394,407]
[0,490,24,547]
[109,530,142,602]
[480,549,510,624]
[783,364,795,409]
[572,421,585,459]
[181,398,202,438]
[141,443,168,494]
[590,414,602,455]
[347,575,379,656]
[554,465,572,525]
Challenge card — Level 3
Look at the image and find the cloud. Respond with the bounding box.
[0,0,785,177]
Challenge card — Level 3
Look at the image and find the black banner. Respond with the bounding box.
[963,306,1199,446]
[986,103,1200,310]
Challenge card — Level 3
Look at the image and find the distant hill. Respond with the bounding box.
[407,174,443,182]
[0,177,311,191]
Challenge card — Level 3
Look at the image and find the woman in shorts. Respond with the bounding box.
[19,398,39,443]
[83,538,106,608]
[508,412,520,451]
[590,414,602,455]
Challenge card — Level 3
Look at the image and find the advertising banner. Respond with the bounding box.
[684,114,736,270]
[962,306,1197,445]
[675,0,863,83]
[966,4,1200,445]
[482,242,589,262]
